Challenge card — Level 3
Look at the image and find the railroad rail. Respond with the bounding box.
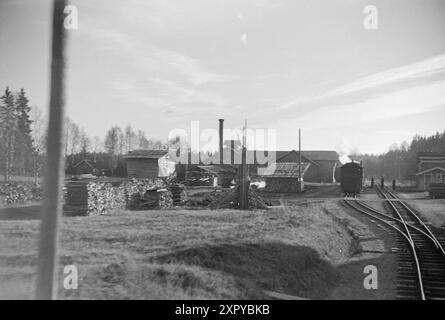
[344,185,445,300]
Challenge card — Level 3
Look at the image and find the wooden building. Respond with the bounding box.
[71,159,97,175]
[247,150,340,183]
[416,152,445,190]
[263,162,309,193]
[123,150,175,179]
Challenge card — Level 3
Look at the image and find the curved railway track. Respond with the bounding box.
[344,185,445,300]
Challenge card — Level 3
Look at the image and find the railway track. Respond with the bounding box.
[344,186,445,300]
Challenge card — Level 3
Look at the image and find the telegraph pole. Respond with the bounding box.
[35,0,67,300]
[239,120,248,209]
[298,128,302,192]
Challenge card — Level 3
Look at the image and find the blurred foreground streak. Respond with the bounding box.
[35,0,67,300]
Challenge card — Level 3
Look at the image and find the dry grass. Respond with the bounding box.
[404,199,445,228]
[0,204,355,300]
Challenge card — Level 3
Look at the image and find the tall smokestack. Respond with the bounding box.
[218,119,224,164]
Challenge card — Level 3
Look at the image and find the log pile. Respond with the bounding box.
[126,188,173,210]
[0,182,43,206]
[64,178,181,215]
[63,181,89,216]
[87,181,126,215]
[208,187,269,210]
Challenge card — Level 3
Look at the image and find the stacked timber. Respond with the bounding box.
[169,183,185,205]
[208,187,269,210]
[64,178,181,216]
[127,188,173,210]
[0,182,43,206]
[63,180,89,216]
[87,181,126,215]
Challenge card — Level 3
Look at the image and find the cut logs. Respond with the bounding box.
[63,178,184,216]
[208,187,269,210]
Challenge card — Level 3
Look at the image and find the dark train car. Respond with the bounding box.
[340,162,364,195]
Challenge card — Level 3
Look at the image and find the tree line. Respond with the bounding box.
[350,131,445,181]
[0,87,168,182]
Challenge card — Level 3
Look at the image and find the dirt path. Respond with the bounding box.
[323,200,397,299]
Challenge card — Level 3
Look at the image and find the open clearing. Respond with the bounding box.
[0,193,397,299]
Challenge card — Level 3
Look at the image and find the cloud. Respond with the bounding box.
[293,81,445,130]
[279,54,445,111]
[330,54,445,95]
[151,48,231,86]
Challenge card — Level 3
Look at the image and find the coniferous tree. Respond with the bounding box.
[0,87,17,181]
[15,88,34,176]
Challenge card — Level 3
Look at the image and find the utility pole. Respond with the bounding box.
[35,0,67,300]
[298,128,302,192]
[239,120,248,209]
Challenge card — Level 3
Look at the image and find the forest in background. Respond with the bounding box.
[1,86,444,183]
[350,131,445,181]
[0,87,168,182]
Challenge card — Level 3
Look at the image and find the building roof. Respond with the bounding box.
[417,152,445,157]
[244,150,318,166]
[245,150,338,165]
[197,164,237,176]
[416,167,445,176]
[260,162,311,178]
[301,150,339,161]
[123,149,168,159]
[417,152,445,163]
[72,159,96,169]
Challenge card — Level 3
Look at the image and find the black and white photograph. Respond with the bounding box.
[1,0,445,307]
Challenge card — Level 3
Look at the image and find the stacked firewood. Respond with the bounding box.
[207,187,269,210]
[64,178,183,216]
[0,182,42,206]
[126,188,173,210]
[87,181,126,215]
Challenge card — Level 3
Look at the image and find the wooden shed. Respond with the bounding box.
[416,152,445,190]
[262,162,310,193]
[123,149,174,179]
[71,159,97,175]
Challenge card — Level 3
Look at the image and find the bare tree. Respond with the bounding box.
[79,128,90,155]
[104,126,122,156]
[91,136,102,162]
[124,124,136,152]
[30,105,46,184]
[137,130,149,149]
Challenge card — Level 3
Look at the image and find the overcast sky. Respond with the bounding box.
[1,0,445,154]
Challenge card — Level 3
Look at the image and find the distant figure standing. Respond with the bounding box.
[371,177,374,188]
[392,179,396,190]
[381,177,384,188]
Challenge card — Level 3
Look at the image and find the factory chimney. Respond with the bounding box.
[218,119,224,164]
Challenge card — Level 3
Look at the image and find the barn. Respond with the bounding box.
[123,149,175,179]
[248,150,339,183]
[416,152,445,190]
[301,151,340,183]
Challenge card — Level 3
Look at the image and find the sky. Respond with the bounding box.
[1,0,445,155]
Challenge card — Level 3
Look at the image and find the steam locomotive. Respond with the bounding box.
[340,161,364,196]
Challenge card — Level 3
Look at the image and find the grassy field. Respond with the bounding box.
[0,202,358,300]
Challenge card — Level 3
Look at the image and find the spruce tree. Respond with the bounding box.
[15,88,34,176]
[0,87,17,181]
